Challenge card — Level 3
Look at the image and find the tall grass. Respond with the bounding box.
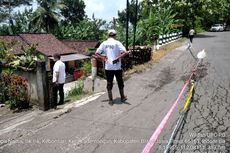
[67,80,84,97]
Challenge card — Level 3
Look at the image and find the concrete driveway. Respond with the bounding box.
[0,32,229,153]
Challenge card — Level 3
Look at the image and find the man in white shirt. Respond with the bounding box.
[189,28,195,43]
[95,29,129,105]
[52,53,66,108]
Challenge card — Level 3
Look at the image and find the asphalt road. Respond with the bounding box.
[0,32,229,153]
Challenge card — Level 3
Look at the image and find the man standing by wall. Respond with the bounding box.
[52,53,66,108]
[95,29,129,105]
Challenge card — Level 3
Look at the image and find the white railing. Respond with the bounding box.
[157,31,183,49]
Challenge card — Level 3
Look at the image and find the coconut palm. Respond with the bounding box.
[32,0,65,33]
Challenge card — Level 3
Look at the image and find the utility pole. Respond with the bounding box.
[133,0,138,50]
[112,17,116,29]
[126,0,129,50]
[8,0,13,34]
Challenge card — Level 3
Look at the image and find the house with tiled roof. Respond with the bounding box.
[62,40,100,56]
[19,33,76,56]
[0,35,28,55]
[0,34,77,56]
[0,33,90,81]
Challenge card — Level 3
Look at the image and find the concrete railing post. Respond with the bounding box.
[159,35,163,45]
[91,57,97,92]
[163,35,166,44]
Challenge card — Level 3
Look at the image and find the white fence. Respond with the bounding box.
[157,31,183,49]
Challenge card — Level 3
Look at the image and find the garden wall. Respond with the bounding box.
[0,61,50,110]
[15,69,39,105]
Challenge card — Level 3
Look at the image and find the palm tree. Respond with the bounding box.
[32,0,65,33]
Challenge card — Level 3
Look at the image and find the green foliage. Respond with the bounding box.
[226,25,230,31]
[10,44,44,69]
[32,0,65,33]
[171,0,230,33]
[60,0,86,24]
[0,72,29,109]
[0,41,44,69]
[87,48,97,53]
[195,27,205,33]
[135,3,178,45]
[115,24,135,46]
[0,24,11,35]
[0,0,33,34]
[136,11,158,45]
[0,0,33,23]
[118,0,141,26]
[0,40,17,64]
[1,0,230,46]
[115,0,182,46]
[158,7,179,34]
[56,17,106,40]
[204,0,230,28]
[80,61,91,76]
[12,8,35,33]
[0,8,35,35]
[137,0,230,38]
[67,80,84,97]
[0,11,8,23]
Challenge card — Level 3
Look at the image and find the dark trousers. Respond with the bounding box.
[52,83,64,106]
[105,70,124,91]
[189,35,194,43]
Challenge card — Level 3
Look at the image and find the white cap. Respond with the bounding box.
[108,29,116,36]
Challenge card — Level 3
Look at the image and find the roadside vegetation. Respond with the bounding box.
[124,38,186,77]
[65,80,85,103]
[1,0,230,46]
[0,41,42,110]
[65,62,92,104]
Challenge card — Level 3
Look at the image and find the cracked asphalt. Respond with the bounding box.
[0,32,230,153]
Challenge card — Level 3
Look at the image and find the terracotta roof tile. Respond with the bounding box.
[0,34,97,57]
[19,34,75,56]
[62,40,99,55]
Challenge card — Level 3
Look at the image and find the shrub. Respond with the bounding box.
[81,61,91,77]
[195,27,205,33]
[225,25,230,31]
[67,80,84,97]
[0,41,44,70]
[0,73,29,109]
[0,40,16,64]
[10,44,44,70]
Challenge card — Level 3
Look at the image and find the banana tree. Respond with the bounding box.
[136,10,160,45]
[157,6,179,35]
[56,18,106,40]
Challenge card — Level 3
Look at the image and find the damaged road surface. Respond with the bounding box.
[1,32,230,153]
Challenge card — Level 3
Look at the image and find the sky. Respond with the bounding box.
[85,0,144,21]
[84,0,127,21]
[15,0,128,22]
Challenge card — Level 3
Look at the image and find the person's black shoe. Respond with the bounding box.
[109,100,114,106]
[119,88,127,102]
[121,96,127,102]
